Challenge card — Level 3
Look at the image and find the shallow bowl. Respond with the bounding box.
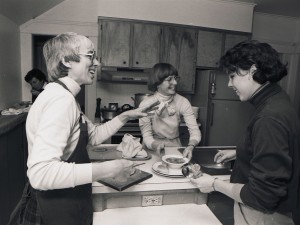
[162,154,189,169]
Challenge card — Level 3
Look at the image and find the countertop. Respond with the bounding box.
[95,121,201,133]
[93,203,222,225]
[0,113,27,136]
[92,146,230,194]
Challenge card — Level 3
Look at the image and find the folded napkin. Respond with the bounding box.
[116,133,147,158]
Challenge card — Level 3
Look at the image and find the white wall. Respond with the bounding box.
[252,12,300,112]
[32,0,255,32]
[252,12,300,53]
[20,0,255,119]
[0,14,21,110]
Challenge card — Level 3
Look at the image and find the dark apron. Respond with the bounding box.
[8,80,93,225]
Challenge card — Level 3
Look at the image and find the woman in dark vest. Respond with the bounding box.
[8,32,156,225]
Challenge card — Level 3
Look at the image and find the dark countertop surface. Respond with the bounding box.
[0,113,27,136]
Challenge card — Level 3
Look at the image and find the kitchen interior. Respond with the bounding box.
[1,0,300,224]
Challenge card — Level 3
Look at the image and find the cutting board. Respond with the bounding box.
[98,169,153,191]
[88,144,151,161]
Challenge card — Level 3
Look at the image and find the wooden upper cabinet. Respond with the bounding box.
[197,30,223,68]
[161,26,197,93]
[99,19,161,69]
[224,33,250,54]
[98,17,251,89]
[132,23,161,68]
[100,20,131,67]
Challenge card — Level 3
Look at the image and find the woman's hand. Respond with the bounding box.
[119,108,147,122]
[214,149,236,163]
[189,174,216,193]
[113,159,136,181]
[182,145,194,161]
[92,159,135,181]
[117,159,135,175]
[118,103,159,122]
[151,141,165,156]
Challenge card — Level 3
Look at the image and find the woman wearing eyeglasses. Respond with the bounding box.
[139,63,201,160]
[8,32,157,225]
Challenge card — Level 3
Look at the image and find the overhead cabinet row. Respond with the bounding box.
[98,18,197,93]
[98,17,250,93]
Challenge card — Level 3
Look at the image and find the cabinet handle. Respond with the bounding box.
[210,102,214,126]
[123,61,126,64]
[136,61,139,64]
[210,71,216,97]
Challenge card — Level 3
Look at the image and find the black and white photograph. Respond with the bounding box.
[1,0,300,224]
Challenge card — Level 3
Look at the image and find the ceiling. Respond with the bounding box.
[0,0,64,25]
[0,0,300,26]
[242,0,300,18]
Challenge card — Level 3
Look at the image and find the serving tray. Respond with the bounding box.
[98,169,152,191]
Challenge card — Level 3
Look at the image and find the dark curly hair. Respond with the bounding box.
[148,63,178,92]
[24,69,47,83]
[219,40,287,84]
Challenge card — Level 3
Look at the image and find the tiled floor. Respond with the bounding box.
[207,192,234,225]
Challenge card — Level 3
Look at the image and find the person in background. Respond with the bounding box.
[139,63,201,160]
[8,32,157,225]
[189,40,300,225]
[24,68,48,103]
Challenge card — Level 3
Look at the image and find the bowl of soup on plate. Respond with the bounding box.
[162,154,189,169]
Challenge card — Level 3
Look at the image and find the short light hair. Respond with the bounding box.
[43,32,94,82]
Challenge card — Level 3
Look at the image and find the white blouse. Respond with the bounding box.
[26,77,124,190]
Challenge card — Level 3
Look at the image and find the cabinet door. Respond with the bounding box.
[100,20,131,67]
[197,30,223,68]
[161,26,197,93]
[224,33,250,54]
[132,23,161,68]
[0,123,27,225]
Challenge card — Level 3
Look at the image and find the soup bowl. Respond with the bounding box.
[162,154,189,169]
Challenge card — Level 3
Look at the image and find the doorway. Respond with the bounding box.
[32,34,85,113]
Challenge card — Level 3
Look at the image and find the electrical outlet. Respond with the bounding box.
[142,195,163,206]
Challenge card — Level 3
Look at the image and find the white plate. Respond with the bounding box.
[152,161,184,178]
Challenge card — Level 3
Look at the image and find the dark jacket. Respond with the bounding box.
[231,83,300,214]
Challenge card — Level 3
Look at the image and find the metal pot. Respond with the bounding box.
[132,93,153,108]
[101,108,119,120]
[121,104,134,112]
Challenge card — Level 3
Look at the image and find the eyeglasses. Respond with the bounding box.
[78,50,98,62]
[163,76,180,82]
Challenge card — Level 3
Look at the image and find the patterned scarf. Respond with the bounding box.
[154,92,176,116]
